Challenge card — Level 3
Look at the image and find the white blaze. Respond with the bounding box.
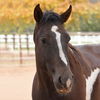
[86,68,100,100]
[51,25,68,66]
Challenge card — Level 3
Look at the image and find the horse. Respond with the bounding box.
[32,4,100,100]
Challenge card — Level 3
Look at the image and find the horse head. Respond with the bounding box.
[34,4,74,95]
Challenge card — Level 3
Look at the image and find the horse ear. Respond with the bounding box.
[34,4,43,23]
[60,5,72,23]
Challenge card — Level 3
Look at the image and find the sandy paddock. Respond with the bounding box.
[0,65,36,100]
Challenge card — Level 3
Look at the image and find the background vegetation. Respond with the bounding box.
[0,0,100,34]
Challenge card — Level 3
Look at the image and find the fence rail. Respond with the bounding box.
[70,32,100,36]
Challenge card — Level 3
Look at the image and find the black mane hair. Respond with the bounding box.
[40,11,61,24]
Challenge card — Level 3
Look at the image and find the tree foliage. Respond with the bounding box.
[0,0,100,33]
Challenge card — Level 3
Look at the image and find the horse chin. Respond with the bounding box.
[56,87,72,95]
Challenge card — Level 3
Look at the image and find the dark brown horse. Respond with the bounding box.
[32,4,100,100]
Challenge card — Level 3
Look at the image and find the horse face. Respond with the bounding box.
[34,4,73,95]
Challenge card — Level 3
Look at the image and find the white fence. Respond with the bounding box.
[0,34,34,50]
[70,35,100,45]
[0,34,100,50]
[0,33,100,66]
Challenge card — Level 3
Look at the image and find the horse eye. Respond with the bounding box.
[65,34,70,42]
[41,37,47,44]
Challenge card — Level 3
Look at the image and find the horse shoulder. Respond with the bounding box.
[75,44,100,100]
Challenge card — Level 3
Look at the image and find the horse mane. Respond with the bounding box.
[41,11,61,24]
[68,43,91,77]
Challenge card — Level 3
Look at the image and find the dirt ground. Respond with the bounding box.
[0,63,36,100]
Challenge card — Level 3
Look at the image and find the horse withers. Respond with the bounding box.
[32,4,100,100]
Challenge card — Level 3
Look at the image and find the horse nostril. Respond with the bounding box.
[72,75,74,79]
[58,76,62,84]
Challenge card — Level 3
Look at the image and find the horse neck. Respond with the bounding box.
[68,44,82,73]
[67,44,88,100]
[68,43,91,77]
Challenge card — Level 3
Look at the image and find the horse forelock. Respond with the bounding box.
[41,11,61,24]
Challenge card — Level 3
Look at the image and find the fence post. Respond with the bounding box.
[26,34,29,55]
[19,34,22,64]
[5,34,8,49]
[13,34,15,50]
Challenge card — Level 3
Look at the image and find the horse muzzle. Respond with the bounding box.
[54,77,73,95]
